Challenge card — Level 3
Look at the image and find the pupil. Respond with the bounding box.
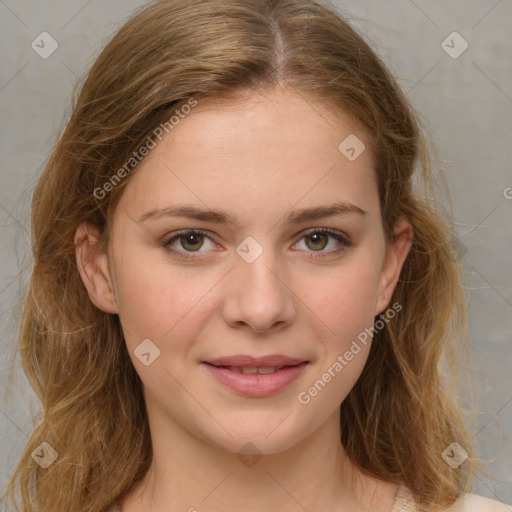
[183,233,202,251]
[309,233,327,250]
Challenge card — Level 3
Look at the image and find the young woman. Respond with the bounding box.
[3,1,510,511]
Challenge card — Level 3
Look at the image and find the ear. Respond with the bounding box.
[374,216,413,316]
[74,222,119,314]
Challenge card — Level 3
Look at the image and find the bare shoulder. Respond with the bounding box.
[460,493,512,512]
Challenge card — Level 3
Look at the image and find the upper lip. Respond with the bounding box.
[203,355,308,369]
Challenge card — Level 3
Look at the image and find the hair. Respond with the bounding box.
[2,0,491,511]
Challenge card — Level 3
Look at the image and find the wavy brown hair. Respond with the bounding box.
[2,0,489,510]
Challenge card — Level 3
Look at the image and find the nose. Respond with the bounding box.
[221,247,296,334]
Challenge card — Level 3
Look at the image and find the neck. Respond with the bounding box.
[121,408,396,512]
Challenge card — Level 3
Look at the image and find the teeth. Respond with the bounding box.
[257,366,277,375]
[241,366,258,375]
[227,366,278,375]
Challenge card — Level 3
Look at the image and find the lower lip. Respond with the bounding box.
[202,362,309,397]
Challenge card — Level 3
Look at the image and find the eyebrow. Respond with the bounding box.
[136,201,367,226]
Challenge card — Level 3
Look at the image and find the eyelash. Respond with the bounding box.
[161,228,352,261]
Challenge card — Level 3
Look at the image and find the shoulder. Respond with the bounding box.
[457,493,512,512]
[393,484,511,512]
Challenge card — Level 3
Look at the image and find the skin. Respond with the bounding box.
[75,87,413,512]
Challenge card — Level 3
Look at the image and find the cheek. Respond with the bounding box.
[112,247,208,348]
[307,254,384,343]
[297,262,381,411]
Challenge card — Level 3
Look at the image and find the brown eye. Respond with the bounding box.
[178,232,204,252]
[293,228,352,260]
[162,229,216,259]
[304,232,329,251]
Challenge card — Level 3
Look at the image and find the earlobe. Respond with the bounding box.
[74,222,119,314]
[375,216,413,315]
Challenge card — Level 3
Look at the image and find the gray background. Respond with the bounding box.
[0,0,511,507]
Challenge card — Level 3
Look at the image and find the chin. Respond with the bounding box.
[199,416,312,457]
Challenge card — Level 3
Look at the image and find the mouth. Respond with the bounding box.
[201,355,310,397]
[204,362,305,375]
[203,355,308,367]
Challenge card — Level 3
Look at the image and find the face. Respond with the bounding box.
[76,87,412,456]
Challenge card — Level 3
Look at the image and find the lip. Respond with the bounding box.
[201,355,309,397]
[204,355,307,368]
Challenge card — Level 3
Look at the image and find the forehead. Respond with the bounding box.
[168,88,370,163]
[114,88,378,226]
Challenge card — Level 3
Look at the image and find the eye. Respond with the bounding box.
[161,228,352,261]
[162,229,217,259]
[292,228,352,259]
